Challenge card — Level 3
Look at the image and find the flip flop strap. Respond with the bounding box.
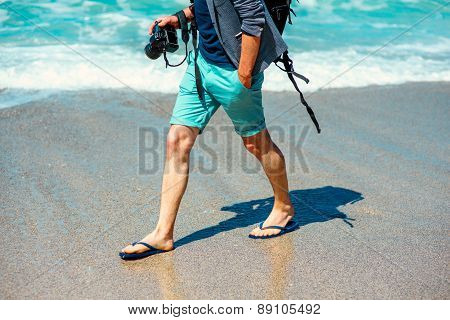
[258,222,286,231]
[133,241,156,251]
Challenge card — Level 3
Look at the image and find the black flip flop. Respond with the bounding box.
[119,241,169,260]
[249,220,299,239]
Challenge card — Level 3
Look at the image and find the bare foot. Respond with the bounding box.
[249,205,294,238]
[122,230,174,254]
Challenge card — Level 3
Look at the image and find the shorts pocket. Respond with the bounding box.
[234,70,250,92]
[178,62,196,93]
[234,70,264,92]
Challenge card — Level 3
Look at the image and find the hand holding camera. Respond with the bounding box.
[148,16,180,35]
[145,22,179,60]
[145,9,193,65]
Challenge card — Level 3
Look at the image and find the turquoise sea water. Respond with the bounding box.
[0,0,449,92]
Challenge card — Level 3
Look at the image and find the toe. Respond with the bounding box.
[121,244,132,253]
[249,226,261,237]
[249,227,282,238]
[270,230,281,237]
[249,227,263,238]
[122,243,140,254]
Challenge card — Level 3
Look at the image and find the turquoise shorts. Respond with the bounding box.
[170,50,266,137]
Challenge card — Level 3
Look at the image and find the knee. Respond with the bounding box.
[166,128,195,157]
[242,130,270,156]
[243,140,262,157]
[243,134,284,160]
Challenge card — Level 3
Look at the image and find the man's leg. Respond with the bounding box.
[243,129,294,237]
[122,124,199,253]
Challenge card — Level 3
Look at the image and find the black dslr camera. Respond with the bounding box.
[144,23,179,60]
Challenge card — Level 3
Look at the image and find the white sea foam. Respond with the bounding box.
[0,42,449,93]
[301,0,387,11]
[340,0,387,11]
[0,8,9,23]
[300,0,318,8]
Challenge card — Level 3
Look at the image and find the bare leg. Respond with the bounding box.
[243,129,294,237]
[122,125,199,253]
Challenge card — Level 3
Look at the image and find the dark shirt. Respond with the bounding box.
[194,0,234,67]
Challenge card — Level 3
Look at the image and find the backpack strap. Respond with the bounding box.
[277,51,321,134]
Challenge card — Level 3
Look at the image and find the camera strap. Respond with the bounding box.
[187,1,203,101]
[190,16,204,101]
[168,7,204,102]
[177,10,190,44]
[163,11,190,68]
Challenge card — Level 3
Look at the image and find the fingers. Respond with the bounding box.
[148,16,175,35]
[148,21,156,35]
[158,17,168,28]
[148,18,162,35]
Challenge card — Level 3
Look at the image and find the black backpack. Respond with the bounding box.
[264,0,321,133]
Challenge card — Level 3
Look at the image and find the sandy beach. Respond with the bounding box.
[0,82,449,299]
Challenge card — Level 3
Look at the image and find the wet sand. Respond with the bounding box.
[0,82,449,299]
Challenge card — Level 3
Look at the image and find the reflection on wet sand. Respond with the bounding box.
[124,251,184,299]
[263,236,295,299]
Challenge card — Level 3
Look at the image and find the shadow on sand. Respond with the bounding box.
[175,186,363,247]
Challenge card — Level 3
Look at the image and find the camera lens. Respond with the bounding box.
[145,43,162,60]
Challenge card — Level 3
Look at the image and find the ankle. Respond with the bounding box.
[273,203,294,215]
[154,226,174,240]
